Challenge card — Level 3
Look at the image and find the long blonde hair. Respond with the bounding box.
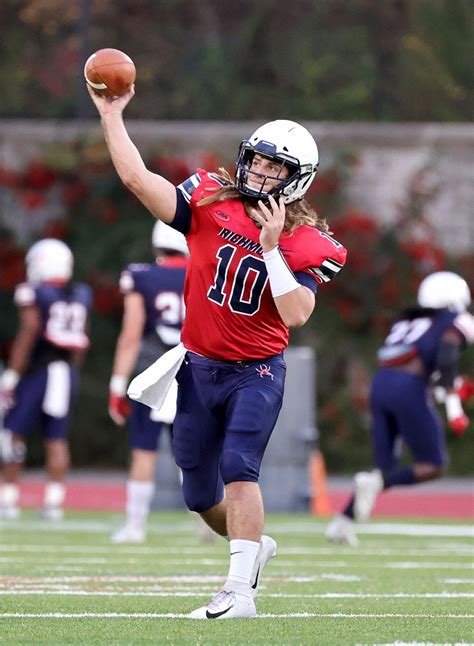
[198,168,330,234]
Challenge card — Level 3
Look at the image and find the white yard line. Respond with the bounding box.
[1,544,472,557]
[0,591,472,598]
[1,520,473,537]
[0,612,472,619]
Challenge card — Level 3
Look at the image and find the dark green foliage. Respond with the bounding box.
[0,0,472,121]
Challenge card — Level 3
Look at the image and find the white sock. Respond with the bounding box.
[1,483,19,508]
[224,539,260,595]
[43,482,66,509]
[126,480,155,529]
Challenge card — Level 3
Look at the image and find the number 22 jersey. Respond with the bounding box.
[13,281,92,372]
[174,169,347,361]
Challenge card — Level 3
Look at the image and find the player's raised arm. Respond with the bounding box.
[87,85,177,224]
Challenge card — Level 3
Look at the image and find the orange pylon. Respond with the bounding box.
[309,450,332,516]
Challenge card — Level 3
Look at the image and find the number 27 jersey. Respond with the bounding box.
[177,169,347,361]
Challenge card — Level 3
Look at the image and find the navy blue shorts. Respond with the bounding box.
[129,400,171,451]
[172,351,286,512]
[370,368,447,470]
[5,364,79,441]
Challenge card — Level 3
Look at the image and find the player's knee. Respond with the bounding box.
[220,449,258,484]
[182,489,214,514]
[181,478,219,513]
[415,462,443,481]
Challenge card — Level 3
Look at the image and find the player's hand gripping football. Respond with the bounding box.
[250,196,286,252]
[87,83,135,116]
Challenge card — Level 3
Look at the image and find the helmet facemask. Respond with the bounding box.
[235,141,302,203]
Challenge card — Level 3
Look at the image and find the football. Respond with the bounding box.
[84,48,136,97]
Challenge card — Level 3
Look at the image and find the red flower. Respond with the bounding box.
[63,181,88,207]
[199,152,222,172]
[102,204,118,225]
[42,221,70,239]
[0,166,19,188]
[19,190,47,210]
[150,156,191,185]
[378,276,401,305]
[88,272,122,315]
[0,237,26,290]
[311,169,340,195]
[24,161,56,190]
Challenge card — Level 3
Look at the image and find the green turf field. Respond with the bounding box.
[0,511,472,645]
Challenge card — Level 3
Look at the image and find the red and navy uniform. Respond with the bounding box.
[5,281,92,440]
[119,257,187,451]
[174,169,347,360]
[163,169,347,513]
[372,308,474,470]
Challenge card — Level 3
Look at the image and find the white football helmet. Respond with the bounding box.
[235,119,319,204]
[417,271,471,313]
[152,220,189,255]
[26,239,73,283]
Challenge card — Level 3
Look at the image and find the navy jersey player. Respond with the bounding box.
[108,221,189,543]
[0,239,91,520]
[88,83,347,619]
[326,271,474,546]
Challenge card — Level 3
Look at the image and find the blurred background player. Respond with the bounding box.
[326,271,473,546]
[0,239,91,520]
[109,220,191,543]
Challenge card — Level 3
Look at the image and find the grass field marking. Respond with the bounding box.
[1,612,473,619]
[0,520,191,533]
[267,522,474,538]
[2,519,473,538]
[271,560,472,570]
[442,578,474,584]
[385,562,474,570]
[2,544,472,557]
[354,644,473,646]
[0,556,227,565]
[0,575,227,583]
[1,590,473,598]
[0,545,212,554]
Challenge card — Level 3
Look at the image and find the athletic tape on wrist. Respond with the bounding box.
[263,246,300,297]
[110,375,128,396]
[445,393,464,421]
[1,369,20,391]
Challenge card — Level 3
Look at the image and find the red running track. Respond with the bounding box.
[328,491,473,520]
[17,478,474,519]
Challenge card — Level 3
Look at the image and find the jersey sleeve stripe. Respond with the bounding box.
[322,258,344,272]
[308,267,331,283]
[307,258,342,282]
[208,172,228,186]
[177,173,202,203]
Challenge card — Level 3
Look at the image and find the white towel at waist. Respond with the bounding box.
[127,342,186,411]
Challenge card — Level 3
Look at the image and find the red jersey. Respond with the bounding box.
[178,169,347,360]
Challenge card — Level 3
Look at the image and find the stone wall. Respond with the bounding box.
[1,121,473,253]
